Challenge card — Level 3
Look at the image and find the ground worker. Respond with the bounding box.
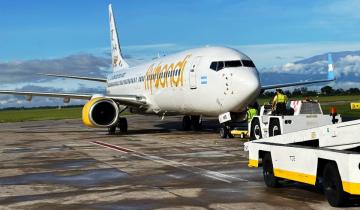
[272,89,288,115]
[247,104,258,123]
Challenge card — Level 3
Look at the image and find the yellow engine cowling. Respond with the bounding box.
[82,97,119,128]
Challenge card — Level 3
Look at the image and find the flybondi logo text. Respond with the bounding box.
[144,55,191,93]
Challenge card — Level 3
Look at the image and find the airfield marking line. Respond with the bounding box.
[91,140,135,153]
[91,140,248,183]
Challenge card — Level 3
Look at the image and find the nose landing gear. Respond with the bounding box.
[219,124,234,139]
[182,115,202,131]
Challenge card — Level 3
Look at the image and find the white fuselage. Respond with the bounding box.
[106,46,261,117]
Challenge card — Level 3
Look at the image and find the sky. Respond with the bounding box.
[1,0,360,107]
[2,0,360,63]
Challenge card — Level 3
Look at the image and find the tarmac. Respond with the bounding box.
[0,115,359,210]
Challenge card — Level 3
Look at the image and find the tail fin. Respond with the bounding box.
[327,53,335,80]
[109,4,129,70]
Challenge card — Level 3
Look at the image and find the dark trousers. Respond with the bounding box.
[275,103,286,115]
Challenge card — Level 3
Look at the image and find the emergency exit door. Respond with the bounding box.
[189,56,201,89]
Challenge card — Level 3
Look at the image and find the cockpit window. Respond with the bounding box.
[210,59,255,71]
[242,60,256,67]
[210,62,217,70]
[225,60,242,68]
[217,61,224,71]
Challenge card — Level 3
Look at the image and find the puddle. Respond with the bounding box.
[92,203,156,210]
[44,145,69,151]
[0,168,128,187]
[43,158,97,170]
[3,147,33,153]
[166,151,235,158]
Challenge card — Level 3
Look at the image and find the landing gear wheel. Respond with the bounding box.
[117,117,128,133]
[269,119,281,137]
[323,163,348,207]
[219,125,229,139]
[182,116,191,131]
[263,153,279,188]
[191,115,202,130]
[250,118,262,140]
[108,126,116,135]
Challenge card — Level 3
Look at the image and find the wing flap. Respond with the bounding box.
[0,90,147,107]
[38,73,107,83]
[0,90,92,100]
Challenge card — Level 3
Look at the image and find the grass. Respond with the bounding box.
[0,95,360,123]
[0,107,82,123]
[258,95,360,118]
[321,104,360,117]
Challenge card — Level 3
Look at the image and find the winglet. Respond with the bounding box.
[109,4,129,71]
[327,53,335,80]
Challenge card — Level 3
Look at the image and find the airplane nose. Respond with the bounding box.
[234,69,261,97]
[224,68,261,111]
[244,70,261,96]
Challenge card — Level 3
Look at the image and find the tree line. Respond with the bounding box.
[262,86,360,98]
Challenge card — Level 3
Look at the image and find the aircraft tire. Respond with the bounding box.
[191,115,202,130]
[118,117,128,133]
[108,126,116,135]
[182,116,191,131]
[219,125,228,138]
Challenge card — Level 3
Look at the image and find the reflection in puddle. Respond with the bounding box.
[47,158,96,170]
[3,148,33,153]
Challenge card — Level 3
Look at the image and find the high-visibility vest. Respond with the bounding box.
[247,108,257,123]
[276,93,287,103]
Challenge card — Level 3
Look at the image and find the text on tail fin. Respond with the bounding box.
[109,4,129,70]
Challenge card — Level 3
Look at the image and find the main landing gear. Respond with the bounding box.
[108,117,128,135]
[182,115,202,131]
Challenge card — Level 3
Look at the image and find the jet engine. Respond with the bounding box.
[82,97,119,128]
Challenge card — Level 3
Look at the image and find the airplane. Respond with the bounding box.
[0,4,335,138]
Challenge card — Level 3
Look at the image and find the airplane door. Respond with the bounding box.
[189,56,201,89]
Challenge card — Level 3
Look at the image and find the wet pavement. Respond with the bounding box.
[0,115,359,209]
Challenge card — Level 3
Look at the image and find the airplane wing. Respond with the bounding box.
[0,90,146,107]
[38,73,107,83]
[261,54,335,91]
[0,90,92,100]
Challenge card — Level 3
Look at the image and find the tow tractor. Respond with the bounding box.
[247,99,342,140]
[245,118,360,207]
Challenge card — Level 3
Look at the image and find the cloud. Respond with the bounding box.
[260,51,360,91]
[0,84,105,109]
[319,0,360,20]
[263,53,360,79]
[0,52,116,108]
[233,42,360,67]
[0,54,111,84]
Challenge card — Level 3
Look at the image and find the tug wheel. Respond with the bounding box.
[323,163,348,207]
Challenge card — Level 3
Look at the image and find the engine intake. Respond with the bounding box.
[82,97,119,127]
